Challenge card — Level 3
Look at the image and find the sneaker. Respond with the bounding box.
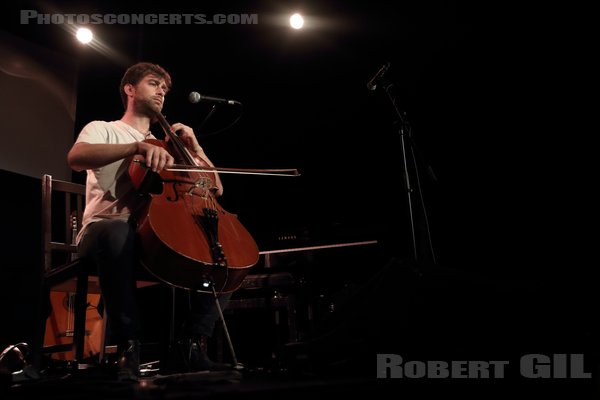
[117,340,140,382]
[181,337,232,372]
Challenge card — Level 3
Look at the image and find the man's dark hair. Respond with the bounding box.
[119,62,172,109]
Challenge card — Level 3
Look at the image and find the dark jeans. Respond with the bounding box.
[78,219,230,345]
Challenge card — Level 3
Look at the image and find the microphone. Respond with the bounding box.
[188,91,241,105]
[366,62,391,91]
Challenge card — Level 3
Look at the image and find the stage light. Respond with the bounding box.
[290,13,304,29]
[76,28,93,44]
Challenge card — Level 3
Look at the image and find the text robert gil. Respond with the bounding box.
[377,354,591,379]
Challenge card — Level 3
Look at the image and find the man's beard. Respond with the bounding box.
[134,98,161,118]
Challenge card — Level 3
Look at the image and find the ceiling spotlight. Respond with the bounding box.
[289,13,304,29]
[76,28,93,44]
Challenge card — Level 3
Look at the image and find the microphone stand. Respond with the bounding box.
[198,104,219,132]
[374,76,437,271]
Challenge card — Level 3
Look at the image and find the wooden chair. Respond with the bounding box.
[37,174,156,368]
[38,173,93,366]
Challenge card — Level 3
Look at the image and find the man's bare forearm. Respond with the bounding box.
[68,142,138,171]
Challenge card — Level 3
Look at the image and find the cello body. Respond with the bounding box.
[129,138,259,293]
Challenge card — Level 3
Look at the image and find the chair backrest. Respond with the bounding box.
[41,173,85,275]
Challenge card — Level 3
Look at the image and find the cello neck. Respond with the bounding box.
[155,113,196,165]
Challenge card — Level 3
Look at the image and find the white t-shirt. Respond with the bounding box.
[75,120,156,243]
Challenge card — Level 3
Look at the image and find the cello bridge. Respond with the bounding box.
[186,177,213,197]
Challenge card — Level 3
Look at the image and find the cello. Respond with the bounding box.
[128,113,264,293]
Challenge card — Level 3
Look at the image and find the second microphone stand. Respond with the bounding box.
[374,76,438,270]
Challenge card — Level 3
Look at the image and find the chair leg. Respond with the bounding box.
[73,270,89,363]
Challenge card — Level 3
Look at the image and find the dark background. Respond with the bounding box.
[0,0,593,382]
